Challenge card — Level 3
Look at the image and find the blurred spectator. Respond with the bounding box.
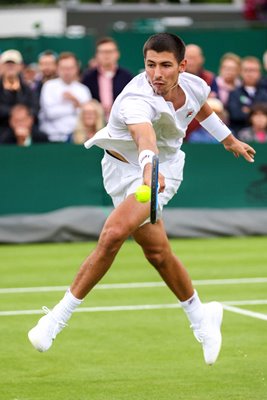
[216,53,242,106]
[226,56,267,135]
[33,50,58,101]
[39,52,92,143]
[184,44,219,140]
[263,50,267,71]
[185,44,219,97]
[244,0,267,20]
[22,63,39,90]
[237,103,267,143]
[73,99,105,144]
[87,57,98,70]
[0,49,38,135]
[260,49,267,90]
[188,98,227,144]
[0,104,48,145]
[82,37,134,121]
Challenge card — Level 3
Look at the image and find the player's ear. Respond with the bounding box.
[179,59,187,73]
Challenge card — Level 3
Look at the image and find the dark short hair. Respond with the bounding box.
[143,33,186,63]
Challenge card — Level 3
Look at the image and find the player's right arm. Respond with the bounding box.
[127,122,165,192]
[128,122,158,154]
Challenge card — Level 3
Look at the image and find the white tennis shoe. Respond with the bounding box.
[28,306,67,352]
[192,301,223,365]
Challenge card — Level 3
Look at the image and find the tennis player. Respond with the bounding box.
[28,33,255,365]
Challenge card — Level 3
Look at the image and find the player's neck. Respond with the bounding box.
[164,85,185,110]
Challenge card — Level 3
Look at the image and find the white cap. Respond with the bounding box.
[1,49,23,64]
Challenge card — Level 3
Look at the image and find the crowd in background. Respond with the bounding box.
[0,36,267,146]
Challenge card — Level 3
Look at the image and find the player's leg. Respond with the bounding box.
[28,194,150,352]
[132,219,196,302]
[132,220,223,365]
[70,194,150,299]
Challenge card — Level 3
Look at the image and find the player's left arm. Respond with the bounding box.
[195,102,256,163]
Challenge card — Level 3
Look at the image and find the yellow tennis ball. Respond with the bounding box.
[135,185,151,203]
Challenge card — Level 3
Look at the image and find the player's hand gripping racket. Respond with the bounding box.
[150,155,159,224]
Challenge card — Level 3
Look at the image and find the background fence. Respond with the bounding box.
[0,26,266,73]
[1,143,266,214]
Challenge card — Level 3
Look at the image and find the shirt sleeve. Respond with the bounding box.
[118,97,157,125]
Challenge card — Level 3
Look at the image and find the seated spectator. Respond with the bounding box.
[184,44,219,141]
[0,49,38,135]
[82,37,134,121]
[237,103,267,143]
[32,50,58,101]
[216,53,241,106]
[73,99,105,144]
[39,52,92,143]
[0,104,48,146]
[226,56,267,135]
[188,98,227,144]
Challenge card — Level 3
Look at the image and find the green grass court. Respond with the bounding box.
[0,236,267,400]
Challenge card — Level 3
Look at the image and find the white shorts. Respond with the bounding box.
[101,150,185,218]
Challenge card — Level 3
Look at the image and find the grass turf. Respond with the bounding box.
[0,237,266,400]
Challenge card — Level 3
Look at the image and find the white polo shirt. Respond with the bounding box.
[39,78,92,142]
[85,71,210,163]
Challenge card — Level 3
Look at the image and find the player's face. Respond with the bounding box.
[145,50,186,98]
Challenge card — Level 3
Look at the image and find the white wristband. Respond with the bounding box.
[138,150,155,173]
[200,112,232,142]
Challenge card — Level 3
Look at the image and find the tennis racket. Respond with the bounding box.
[150,154,159,224]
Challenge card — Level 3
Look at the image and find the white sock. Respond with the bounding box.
[180,290,204,327]
[51,289,83,323]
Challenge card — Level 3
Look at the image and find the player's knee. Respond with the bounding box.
[99,224,128,254]
[144,247,169,269]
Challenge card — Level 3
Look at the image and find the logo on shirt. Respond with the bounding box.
[186,109,194,118]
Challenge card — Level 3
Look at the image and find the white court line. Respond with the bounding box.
[1,277,267,294]
[0,299,267,318]
[223,305,267,321]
